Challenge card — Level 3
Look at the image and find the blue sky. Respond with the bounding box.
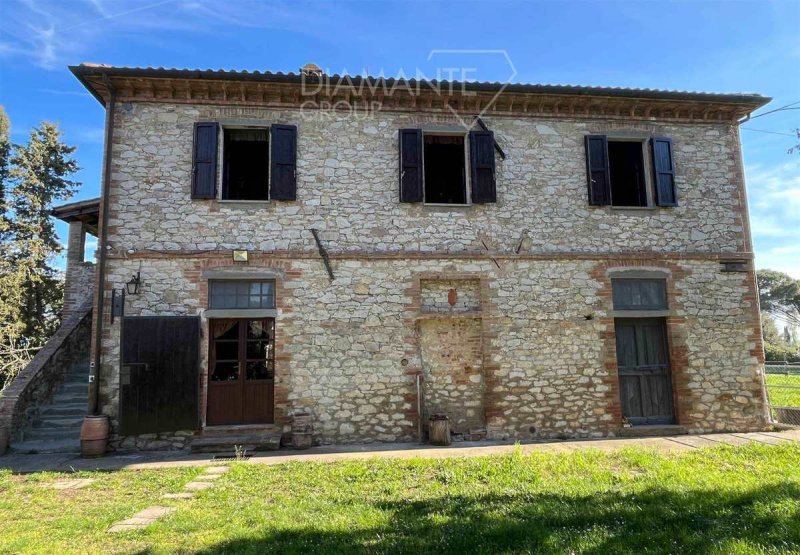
[0,0,798,276]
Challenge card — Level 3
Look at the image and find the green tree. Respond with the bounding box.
[762,314,782,344]
[758,269,800,328]
[8,122,79,341]
[0,120,79,386]
[0,106,11,240]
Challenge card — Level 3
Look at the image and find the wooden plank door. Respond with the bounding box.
[121,316,200,435]
[615,318,675,425]
[207,319,274,426]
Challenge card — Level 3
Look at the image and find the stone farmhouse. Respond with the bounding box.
[0,63,772,453]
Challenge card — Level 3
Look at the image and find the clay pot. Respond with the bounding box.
[80,415,109,458]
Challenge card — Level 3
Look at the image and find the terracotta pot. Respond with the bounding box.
[80,415,109,458]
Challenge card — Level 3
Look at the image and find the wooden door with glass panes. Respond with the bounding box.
[207,319,275,425]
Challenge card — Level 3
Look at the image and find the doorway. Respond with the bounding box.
[207,318,275,425]
[614,318,675,425]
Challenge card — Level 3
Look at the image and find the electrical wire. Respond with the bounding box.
[749,100,800,120]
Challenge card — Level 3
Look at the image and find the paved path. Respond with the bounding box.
[109,466,230,533]
[1,429,797,474]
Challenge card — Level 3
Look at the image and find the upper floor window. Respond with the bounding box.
[399,128,497,205]
[424,134,467,204]
[209,280,276,309]
[612,278,667,311]
[191,122,297,202]
[223,128,269,200]
[586,135,676,208]
[608,140,647,207]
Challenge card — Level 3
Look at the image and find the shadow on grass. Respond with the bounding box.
[188,482,800,554]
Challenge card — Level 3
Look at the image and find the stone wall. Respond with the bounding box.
[96,255,767,444]
[90,99,766,447]
[105,103,749,257]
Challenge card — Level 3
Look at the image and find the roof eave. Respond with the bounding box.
[68,64,771,115]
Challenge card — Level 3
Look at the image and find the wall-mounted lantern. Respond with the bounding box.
[126,272,141,295]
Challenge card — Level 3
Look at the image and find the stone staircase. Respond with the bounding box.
[190,424,282,454]
[10,362,88,454]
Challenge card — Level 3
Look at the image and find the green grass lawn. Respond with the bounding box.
[765,372,800,407]
[1,443,799,554]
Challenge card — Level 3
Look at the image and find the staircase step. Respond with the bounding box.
[23,428,80,441]
[41,403,86,417]
[190,431,281,454]
[52,394,87,404]
[10,438,81,455]
[201,424,281,437]
[35,416,85,428]
[59,383,88,394]
[616,425,688,438]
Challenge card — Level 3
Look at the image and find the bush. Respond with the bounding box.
[764,341,800,363]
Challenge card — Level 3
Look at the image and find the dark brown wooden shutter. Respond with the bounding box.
[121,316,200,435]
[270,124,297,200]
[399,129,423,202]
[191,122,219,199]
[651,137,677,207]
[585,135,611,206]
[469,130,497,203]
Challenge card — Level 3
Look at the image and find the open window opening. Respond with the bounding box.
[424,134,466,204]
[608,140,647,207]
[222,128,269,200]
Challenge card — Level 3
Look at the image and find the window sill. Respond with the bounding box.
[609,205,657,212]
[204,308,278,319]
[422,203,473,209]
[611,309,670,318]
[213,200,272,208]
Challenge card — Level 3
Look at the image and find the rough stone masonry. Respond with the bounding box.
[71,66,769,449]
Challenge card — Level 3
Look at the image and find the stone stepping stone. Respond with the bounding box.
[199,473,222,481]
[50,478,95,490]
[108,506,175,533]
[184,481,214,491]
[162,492,194,500]
[204,466,230,474]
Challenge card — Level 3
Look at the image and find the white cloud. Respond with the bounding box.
[0,0,364,70]
[747,160,800,279]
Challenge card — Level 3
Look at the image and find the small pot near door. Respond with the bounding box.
[80,415,110,458]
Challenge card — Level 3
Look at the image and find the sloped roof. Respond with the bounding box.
[69,64,770,108]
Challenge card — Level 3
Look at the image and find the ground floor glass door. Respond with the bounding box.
[614,317,675,425]
[207,318,275,425]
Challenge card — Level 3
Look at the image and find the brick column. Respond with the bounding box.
[63,221,86,314]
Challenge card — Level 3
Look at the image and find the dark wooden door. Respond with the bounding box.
[615,318,675,425]
[207,319,275,425]
[121,317,200,435]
